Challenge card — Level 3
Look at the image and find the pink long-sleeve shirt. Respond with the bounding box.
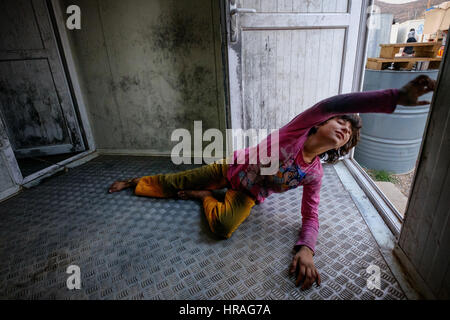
[226,89,400,253]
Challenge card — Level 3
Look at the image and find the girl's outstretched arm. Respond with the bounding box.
[281,88,399,135]
[282,74,435,135]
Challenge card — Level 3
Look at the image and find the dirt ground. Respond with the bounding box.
[391,170,416,198]
[363,167,416,198]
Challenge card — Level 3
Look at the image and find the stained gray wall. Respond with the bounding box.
[61,0,225,153]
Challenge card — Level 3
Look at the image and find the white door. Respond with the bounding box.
[225,0,366,147]
[0,0,86,159]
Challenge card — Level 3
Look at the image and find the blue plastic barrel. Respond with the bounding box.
[354,69,438,174]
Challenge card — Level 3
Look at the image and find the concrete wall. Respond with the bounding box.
[390,23,399,43]
[61,0,225,154]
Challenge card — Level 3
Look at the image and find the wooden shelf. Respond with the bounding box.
[379,42,442,59]
[366,57,442,71]
[369,57,442,62]
[379,42,442,48]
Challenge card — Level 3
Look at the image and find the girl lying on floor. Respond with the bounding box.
[108,75,435,290]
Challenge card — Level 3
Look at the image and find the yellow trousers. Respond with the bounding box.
[134,162,256,239]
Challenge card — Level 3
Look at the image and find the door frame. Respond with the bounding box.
[342,0,411,238]
[48,0,95,151]
[343,4,448,267]
[0,0,96,200]
[394,35,450,299]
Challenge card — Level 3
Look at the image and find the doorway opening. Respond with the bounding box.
[14,152,83,178]
[354,0,446,222]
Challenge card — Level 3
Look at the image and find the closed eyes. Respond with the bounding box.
[338,120,351,135]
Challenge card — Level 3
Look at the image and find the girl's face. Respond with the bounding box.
[316,117,352,149]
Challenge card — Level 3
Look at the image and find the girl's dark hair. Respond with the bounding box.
[307,114,362,164]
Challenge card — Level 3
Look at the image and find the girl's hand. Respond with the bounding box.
[289,246,321,290]
[398,75,436,106]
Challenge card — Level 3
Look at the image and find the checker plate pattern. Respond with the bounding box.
[0,156,406,300]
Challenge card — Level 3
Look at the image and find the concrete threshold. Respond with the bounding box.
[374,181,408,219]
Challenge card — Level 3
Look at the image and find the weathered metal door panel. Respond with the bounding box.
[0,0,85,159]
[226,0,364,142]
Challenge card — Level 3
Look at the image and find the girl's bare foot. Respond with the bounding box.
[108,178,140,194]
[178,190,213,200]
[108,181,131,193]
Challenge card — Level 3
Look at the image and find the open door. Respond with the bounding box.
[0,0,85,159]
[224,0,366,145]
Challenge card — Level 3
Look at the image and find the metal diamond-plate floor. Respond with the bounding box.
[0,155,406,300]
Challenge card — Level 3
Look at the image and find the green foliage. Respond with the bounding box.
[365,169,398,183]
